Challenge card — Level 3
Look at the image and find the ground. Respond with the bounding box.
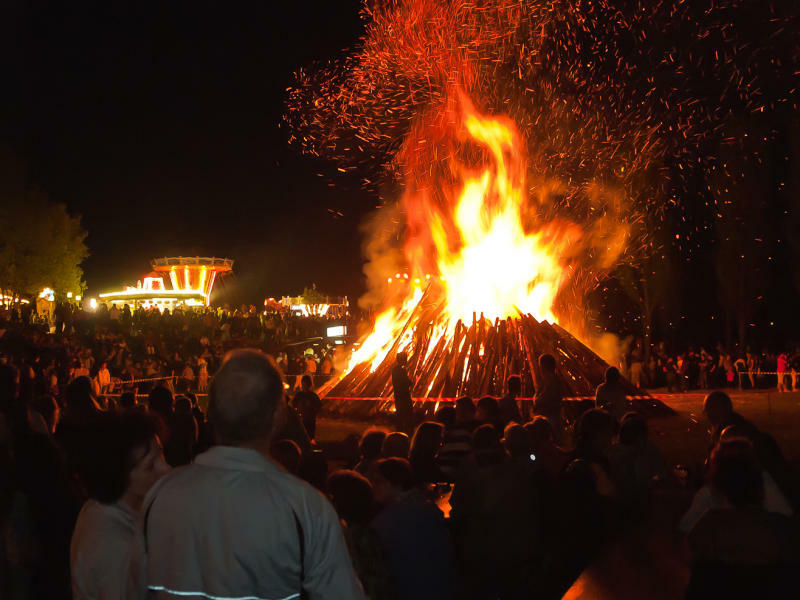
[316,389,800,469]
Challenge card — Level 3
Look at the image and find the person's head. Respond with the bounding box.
[300,374,312,391]
[476,396,499,423]
[708,439,763,509]
[147,386,174,416]
[359,428,388,461]
[174,395,192,415]
[370,457,414,505]
[208,349,285,446]
[455,396,475,424]
[618,412,647,448]
[502,423,530,459]
[396,352,408,368]
[80,411,170,506]
[409,421,444,463]
[382,431,410,459]
[30,394,59,433]
[703,391,734,427]
[575,409,617,459]
[65,376,95,411]
[327,469,376,526]
[539,353,557,375]
[270,439,302,474]
[604,366,621,386]
[472,423,502,454]
[434,405,456,430]
[119,391,137,409]
[506,375,522,397]
[524,416,555,452]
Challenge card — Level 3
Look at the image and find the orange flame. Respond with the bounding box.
[348,94,583,373]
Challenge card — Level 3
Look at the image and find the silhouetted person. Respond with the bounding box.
[382,431,410,459]
[354,428,388,475]
[498,374,523,425]
[291,374,322,439]
[533,354,563,438]
[392,353,413,434]
[408,421,445,484]
[595,366,629,421]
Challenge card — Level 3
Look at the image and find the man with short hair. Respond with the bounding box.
[498,374,523,425]
[391,352,414,434]
[134,349,365,600]
[533,353,564,437]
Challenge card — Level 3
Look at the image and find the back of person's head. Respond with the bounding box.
[66,376,94,411]
[300,374,312,391]
[506,374,522,396]
[396,352,408,367]
[270,439,302,474]
[174,395,192,415]
[703,390,734,425]
[409,421,444,462]
[119,392,137,409]
[327,469,376,526]
[382,431,410,459]
[709,439,764,509]
[604,366,621,385]
[434,405,456,430]
[30,394,59,432]
[502,423,530,458]
[80,411,167,504]
[185,392,198,408]
[476,396,499,422]
[359,428,388,460]
[455,396,475,423]
[147,386,174,415]
[472,423,501,453]
[539,353,557,374]
[374,457,414,491]
[575,409,617,458]
[618,412,647,447]
[524,416,554,451]
[209,349,284,446]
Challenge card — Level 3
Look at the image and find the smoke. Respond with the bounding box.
[357,201,405,310]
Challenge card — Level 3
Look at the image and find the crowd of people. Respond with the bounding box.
[1,308,800,599]
[623,342,800,393]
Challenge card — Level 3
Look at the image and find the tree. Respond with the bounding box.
[710,118,771,350]
[0,186,88,300]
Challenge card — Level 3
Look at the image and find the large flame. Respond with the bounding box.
[346,95,585,374]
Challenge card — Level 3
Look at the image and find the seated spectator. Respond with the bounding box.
[608,412,666,510]
[454,396,478,432]
[702,391,758,455]
[370,458,458,600]
[680,430,793,533]
[134,349,365,600]
[271,439,302,475]
[524,416,569,476]
[595,366,630,421]
[168,395,198,466]
[686,439,800,598]
[475,396,500,427]
[71,411,169,600]
[327,470,396,600]
[501,422,531,460]
[382,431,410,459]
[409,421,446,484]
[354,428,387,474]
[498,374,523,425]
[435,405,471,480]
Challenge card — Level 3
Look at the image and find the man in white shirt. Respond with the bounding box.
[71,411,170,600]
[133,349,366,600]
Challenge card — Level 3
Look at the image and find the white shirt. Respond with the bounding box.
[71,499,138,600]
[133,446,366,600]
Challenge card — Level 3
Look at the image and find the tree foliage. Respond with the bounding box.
[0,178,88,299]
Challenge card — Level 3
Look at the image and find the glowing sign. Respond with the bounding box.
[326,325,346,337]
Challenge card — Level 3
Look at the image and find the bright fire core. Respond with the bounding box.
[350,96,581,373]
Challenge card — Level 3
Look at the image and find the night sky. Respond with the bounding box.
[1,1,372,304]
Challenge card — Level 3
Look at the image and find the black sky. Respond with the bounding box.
[1,0,371,304]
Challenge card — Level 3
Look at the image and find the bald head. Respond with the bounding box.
[209,349,284,445]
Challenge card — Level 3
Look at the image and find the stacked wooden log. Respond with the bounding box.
[320,294,673,417]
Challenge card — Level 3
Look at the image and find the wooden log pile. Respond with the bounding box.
[321,293,671,414]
